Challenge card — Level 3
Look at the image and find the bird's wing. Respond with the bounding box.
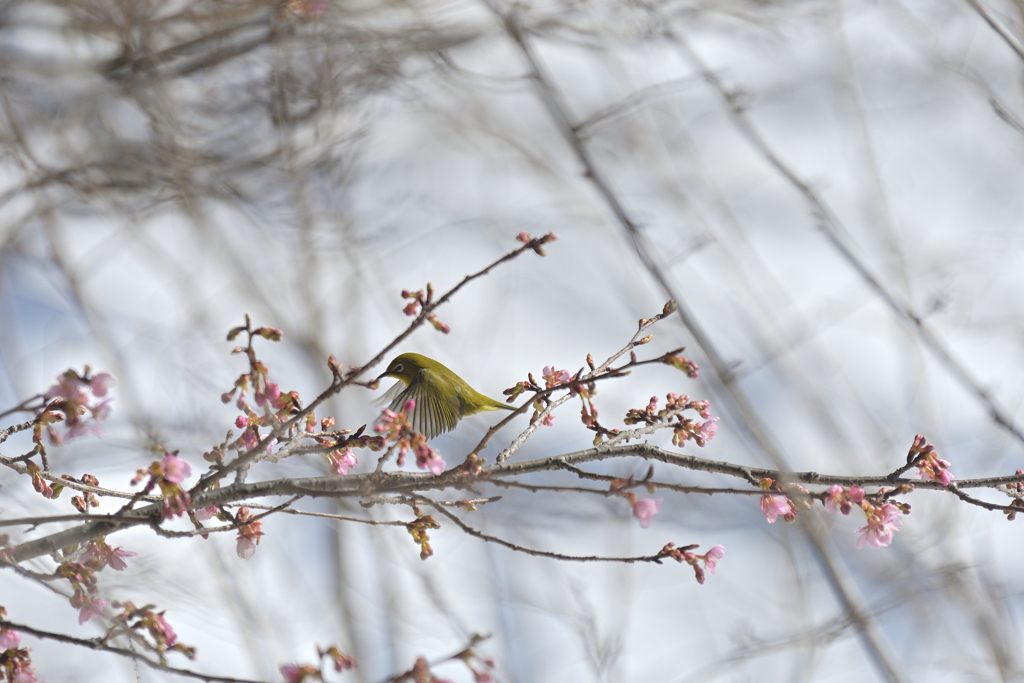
[376,380,407,408]
[387,368,460,440]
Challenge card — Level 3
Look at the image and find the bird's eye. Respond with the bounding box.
[394,363,403,373]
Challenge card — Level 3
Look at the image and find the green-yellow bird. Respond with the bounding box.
[375,352,515,439]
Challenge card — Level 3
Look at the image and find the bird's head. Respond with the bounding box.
[375,352,429,386]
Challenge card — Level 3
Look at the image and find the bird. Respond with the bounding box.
[375,352,515,439]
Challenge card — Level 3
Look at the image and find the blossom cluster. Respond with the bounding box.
[20,369,116,500]
[760,479,911,550]
[0,607,41,683]
[374,400,446,475]
[757,477,815,525]
[515,230,560,256]
[406,511,442,560]
[820,483,905,547]
[221,321,297,461]
[234,507,265,560]
[853,498,905,548]
[660,543,725,584]
[503,364,583,428]
[115,601,194,661]
[38,369,116,445]
[312,420,383,476]
[609,476,664,529]
[663,354,700,379]
[400,283,451,334]
[909,434,953,485]
[131,452,193,518]
[0,632,38,682]
[280,645,357,683]
[50,538,137,626]
[624,393,718,448]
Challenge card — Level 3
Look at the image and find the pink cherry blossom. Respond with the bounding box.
[823,484,844,513]
[704,545,725,575]
[153,613,177,646]
[161,455,192,484]
[0,627,21,650]
[699,417,719,442]
[81,543,137,571]
[264,382,283,408]
[240,426,257,448]
[822,485,866,515]
[329,448,358,475]
[77,596,107,624]
[856,503,904,548]
[89,398,112,422]
[632,498,662,528]
[255,382,278,408]
[90,372,116,397]
[45,372,85,401]
[542,366,571,386]
[106,546,138,571]
[760,494,796,523]
[427,452,447,475]
[235,415,249,428]
[44,370,116,443]
[194,506,218,521]
[237,537,256,560]
[916,452,954,486]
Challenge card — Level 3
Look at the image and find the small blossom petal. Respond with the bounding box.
[704,545,725,574]
[237,537,256,560]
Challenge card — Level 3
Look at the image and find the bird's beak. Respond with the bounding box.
[374,370,389,384]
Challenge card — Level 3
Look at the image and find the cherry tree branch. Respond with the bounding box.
[0,620,269,683]
[8,437,1021,564]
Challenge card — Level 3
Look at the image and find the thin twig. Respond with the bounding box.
[423,499,675,564]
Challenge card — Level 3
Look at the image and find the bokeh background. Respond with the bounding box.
[2,0,1024,680]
